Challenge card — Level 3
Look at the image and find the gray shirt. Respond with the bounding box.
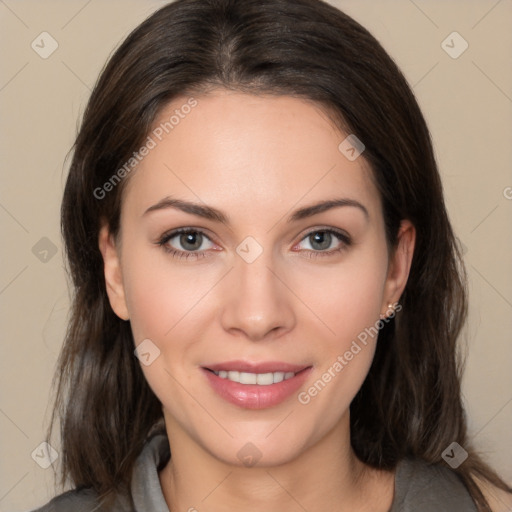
[30,433,478,512]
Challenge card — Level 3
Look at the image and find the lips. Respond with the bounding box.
[201,360,313,409]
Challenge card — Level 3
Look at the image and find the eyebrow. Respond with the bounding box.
[143,196,369,224]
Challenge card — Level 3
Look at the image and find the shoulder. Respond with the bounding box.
[29,431,169,512]
[475,477,512,512]
[390,457,478,512]
[29,487,101,512]
[29,487,134,512]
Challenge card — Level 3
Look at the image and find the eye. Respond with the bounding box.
[156,228,215,260]
[156,227,351,261]
[294,228,351,258]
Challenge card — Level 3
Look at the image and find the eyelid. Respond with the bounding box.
[158,225,214,238]
[295,225,351,242]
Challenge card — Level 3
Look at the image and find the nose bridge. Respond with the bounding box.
[237,246,274,294]
[220,234,295,339]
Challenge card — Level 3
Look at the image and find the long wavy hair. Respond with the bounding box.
[48,0,511,510]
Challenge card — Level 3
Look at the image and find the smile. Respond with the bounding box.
[210,370,297,385]
[202,365,312,409]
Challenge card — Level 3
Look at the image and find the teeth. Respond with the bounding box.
[213,370,297,385]
[228,370,240,382]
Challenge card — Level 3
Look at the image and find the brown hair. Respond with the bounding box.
[48,0,511,509]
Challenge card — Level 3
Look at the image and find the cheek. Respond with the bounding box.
[293,249,387,412]
[302,250,388,349]
[121,251,208,417]
[122,246,215,343]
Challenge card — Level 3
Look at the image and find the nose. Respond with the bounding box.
[220,246,296,342]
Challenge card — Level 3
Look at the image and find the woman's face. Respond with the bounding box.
[100,89,414,467]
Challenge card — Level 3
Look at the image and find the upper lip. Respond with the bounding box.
[203,360,311,374]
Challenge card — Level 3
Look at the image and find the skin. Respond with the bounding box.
[99,89,415,512]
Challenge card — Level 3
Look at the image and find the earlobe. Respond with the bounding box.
[381,220,416,314]
[98,224,130,321]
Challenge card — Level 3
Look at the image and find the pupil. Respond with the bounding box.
[311,231,331,250]
[181,232,201,250]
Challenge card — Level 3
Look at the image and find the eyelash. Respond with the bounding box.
[156,227,352,261]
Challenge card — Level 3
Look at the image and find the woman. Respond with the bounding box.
[32,0,511,511]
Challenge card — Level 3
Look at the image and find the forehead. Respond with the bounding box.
[121,90,380,221]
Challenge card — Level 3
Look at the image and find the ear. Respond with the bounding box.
[98,224,130,321]
[381,219,416,316]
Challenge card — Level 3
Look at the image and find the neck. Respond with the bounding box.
[158,412,395,512]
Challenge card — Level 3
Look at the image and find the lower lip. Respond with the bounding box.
[201,367,312,409]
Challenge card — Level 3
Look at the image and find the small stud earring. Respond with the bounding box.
[380,303,395,320]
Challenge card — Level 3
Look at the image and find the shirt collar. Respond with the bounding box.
[130,433,171,511]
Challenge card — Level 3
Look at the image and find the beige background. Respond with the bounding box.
[1,0,511,510]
